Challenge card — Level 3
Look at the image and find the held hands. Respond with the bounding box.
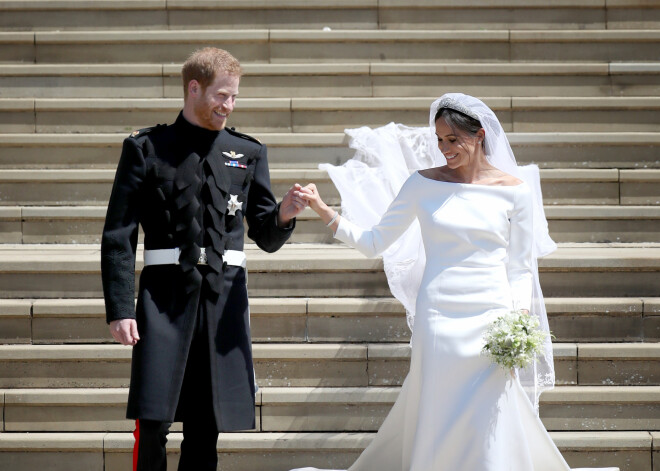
[109,319,140,346]
[278,183,311,227]
[296,183,340,231]
[296,183,326,213]
[278,183,339,230]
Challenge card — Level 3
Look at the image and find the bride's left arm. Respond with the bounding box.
[507,184,534,313]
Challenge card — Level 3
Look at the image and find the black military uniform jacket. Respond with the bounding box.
[101,112,294,430]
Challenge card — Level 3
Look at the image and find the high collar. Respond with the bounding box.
[174,112,224,149]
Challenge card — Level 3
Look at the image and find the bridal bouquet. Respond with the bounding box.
[482,310,549,371]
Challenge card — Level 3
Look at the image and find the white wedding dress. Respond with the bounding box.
[291,171,618,471]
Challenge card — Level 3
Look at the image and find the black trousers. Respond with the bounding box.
[133,301,219,471]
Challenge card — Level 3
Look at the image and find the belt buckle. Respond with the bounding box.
[198,247,207,265]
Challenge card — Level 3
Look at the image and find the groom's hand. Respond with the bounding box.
[278,183,309,227]
[109,318,140,346]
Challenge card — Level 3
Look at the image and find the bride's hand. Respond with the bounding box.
[297,183,326,214]
[297,183,341,230]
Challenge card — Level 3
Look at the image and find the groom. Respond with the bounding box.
[101,47,308,470]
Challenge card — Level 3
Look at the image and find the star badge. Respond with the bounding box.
[222,151,245,160]
[227,194,243,216]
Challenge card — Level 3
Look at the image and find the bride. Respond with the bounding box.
[291,93,618,471]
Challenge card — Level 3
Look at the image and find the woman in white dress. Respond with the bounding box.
[291,94,618,471]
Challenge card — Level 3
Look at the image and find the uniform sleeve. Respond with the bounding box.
[334,175,417,258]
[101,137,146,323]
[246,143,294,253]
[507,183,534,311]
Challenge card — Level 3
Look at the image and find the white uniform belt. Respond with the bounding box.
[143,248,246,269]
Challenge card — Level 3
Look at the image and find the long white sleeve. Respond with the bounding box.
[334,175,418,258]
[507,183,534,311]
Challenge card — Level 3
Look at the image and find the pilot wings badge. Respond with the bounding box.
[222,150,245,160]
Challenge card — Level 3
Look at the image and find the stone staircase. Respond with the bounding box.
[0,1,659,470]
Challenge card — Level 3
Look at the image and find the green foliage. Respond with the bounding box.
[482,310,549,371]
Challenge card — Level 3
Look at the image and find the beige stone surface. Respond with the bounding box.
[0,433,105,471]
[0,107,35,133]
[33,30,269,63]
[545,206,660,243]
[254,344,368,387]
[0,345,131,388]
[372,73,614,98]
[169,8,377,32]
[270,38,509,63]
[556,430,651,471]
[307,313,409,343]
[380,0,606,6]
[607,6,660,29]
[0,134,122,168]
[643,298,660,342]
[511,39,660,62]
[367,344,411,386]
[0,75,163,99]
[0,32,35,62]
[7,28,660,65]
[550,314,645,342]
[0,206,21,243]
[0,9,167,31]
[0,451,103,471]
[0,299,31,344]
[578,343,660,385]
[621,170,660,205]
[261,402,390,431]
[379,6,606,30]
[259,385,660,432]
[541,402,660,431]
[32,98,289,134]
[4,388,129,432]
[540,386,660,430]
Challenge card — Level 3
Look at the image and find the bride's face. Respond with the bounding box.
[435,118,485,170]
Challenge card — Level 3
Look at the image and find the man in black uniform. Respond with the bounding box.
[101,47,307,471]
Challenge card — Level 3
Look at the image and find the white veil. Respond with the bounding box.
[321,93,557,410]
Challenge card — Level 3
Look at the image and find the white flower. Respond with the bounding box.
[481,310,550,371]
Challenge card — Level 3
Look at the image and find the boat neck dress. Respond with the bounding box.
[291,171,618,471]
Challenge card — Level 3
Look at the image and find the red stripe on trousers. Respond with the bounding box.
[133,419,140,471]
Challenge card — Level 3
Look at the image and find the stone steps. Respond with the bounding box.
[0,342,657,389]
[4,96,660,134]
[1,204,660,245]
[2,29,660,64]
[1,132,658,169]
[1,297,658,345]
[1,385,658,432]
[0,3,657,470]
[0,243,657,299]
[0,0,657,31]
[0,431,649,471]
[1,62,660,98]
[1,168,657,207]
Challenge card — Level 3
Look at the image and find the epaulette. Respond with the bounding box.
[128,123,167,139]
[226,126,261,145]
